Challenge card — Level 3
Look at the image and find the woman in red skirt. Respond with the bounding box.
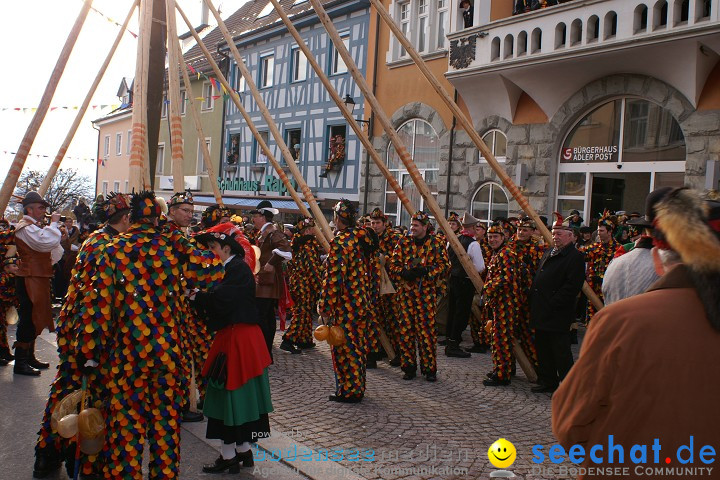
[192,222,273,474]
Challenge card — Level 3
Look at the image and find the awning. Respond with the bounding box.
[192,195,310,213]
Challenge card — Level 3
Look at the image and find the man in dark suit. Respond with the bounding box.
[529,213,585,393]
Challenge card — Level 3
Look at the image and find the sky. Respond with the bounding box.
[0,0,248,188]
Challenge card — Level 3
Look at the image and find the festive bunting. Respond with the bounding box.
[86,1,139,38]
[1,149,99,164]
[0,104,120,113]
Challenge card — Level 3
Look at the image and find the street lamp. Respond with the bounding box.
[343,94,370,127]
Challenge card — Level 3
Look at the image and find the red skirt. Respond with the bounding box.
[202,323,272,391]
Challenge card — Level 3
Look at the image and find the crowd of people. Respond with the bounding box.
[0,184,718,478]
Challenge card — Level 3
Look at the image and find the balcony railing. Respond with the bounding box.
[447,0,718,72]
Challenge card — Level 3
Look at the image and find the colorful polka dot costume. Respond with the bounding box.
[579,237,620,324]
[283,232,323,345]
[470,237,493,347]
[73,212,222,479]
[374,226,402,355]
[483,241,522,381]
[317,226,377,399]
[387,231,450,376]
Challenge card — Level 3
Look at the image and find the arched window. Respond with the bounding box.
[384,119,440,226]
[471,182,510,226]
[479,129,507,163]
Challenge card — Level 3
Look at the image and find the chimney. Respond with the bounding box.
[201,3,209,25]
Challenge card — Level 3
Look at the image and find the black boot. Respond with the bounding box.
[13,344,41,376]
[202,455,240,474]
[445,340,471,358]
[237,449,255,467]
[33,450,62,478]
[0,346,13,362]
[28,341,50,370]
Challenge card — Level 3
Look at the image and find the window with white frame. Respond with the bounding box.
[179,89,187,115]
[124,180,129,193]
[260,55,274,88]
[156,144,165,175]
[479,129,507,163]
[116,133,122,155]
[330,34,350,75]
[113,181,120,193]
[235,63,246,92]
[161,95,168,117]
[258,2,274,18]
[291,47,307,82]
[399,2,410,57]
[103,135,110,158]
[202,82,214,110]
[102,181,108,197]
[418,0,429,52]
[127,130,131,154]
[471,182,510,226]
[197,138,211,174]
[254,131,269,163]
[384,119,439,226]
[437,0,448,49]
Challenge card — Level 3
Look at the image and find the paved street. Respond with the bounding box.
[0,322,583,480]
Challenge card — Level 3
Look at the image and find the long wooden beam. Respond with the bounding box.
[0,0,93,211]
[165,0,186,194]
[369,0,602,311]
[307,0,485,294]
[200,0,336,244]
[176,4,331,252]
[39,1,139,197]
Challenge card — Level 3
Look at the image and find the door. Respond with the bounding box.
[589,173,650,226]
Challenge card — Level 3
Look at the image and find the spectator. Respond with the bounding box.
[529,213,585,393]
[460,0,473,28]
[553,188,720,474]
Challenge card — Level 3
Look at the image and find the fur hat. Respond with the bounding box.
[130,191,162,222]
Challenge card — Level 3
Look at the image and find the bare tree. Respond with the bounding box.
[9,169,94,216]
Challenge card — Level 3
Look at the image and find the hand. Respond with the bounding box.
[50,213,61,223]
[262,263,274,273]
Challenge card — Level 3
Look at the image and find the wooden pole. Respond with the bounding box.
[165,0,186,195]
[128,0,154,192]
[39,1,138,197]
[200,0,335,244]
[266,0,414,216]
[178,53,224,206]
[175,4,331,251]
[307,0,484,293]
[368,0,602,311]
[0,0,93,212]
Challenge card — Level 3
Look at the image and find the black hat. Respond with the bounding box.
[627,187,673,229]
[22,191,50,208]
[249,200,279,219]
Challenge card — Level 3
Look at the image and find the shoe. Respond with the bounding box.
[0,357,7,366]
[465,343,487,354]
[483,376,511,387]
[13,345,41,376]
[236,449,255,467]
[531,384,557,393]
[182,410,204,422]
[366,358,377,369]
[438,338,449,346]
[388,356,400,367]
[425,372,437,382]
[28,342,50,370]
[279,340,301,354]
[202,455,240,474]
[318,172,328,178]
[0,347,13,362]
[570,329,578,345]
[328,394,363,404]
[402,370,416,380]
[296,341,316,349]
[33,452,62,478]
[445,344,471,358]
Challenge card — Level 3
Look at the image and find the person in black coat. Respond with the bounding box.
[529,213,585,393]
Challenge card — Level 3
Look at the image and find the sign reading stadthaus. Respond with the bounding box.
[562,146,619,163]
[217,175,298,195]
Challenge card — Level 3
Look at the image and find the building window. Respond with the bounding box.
[436,0,448,49]
[260,55,274,88]
[324,125,347,173]
[102,181,108,197]
[179,89,187,115]
[161,95,168,117]
[124,180,129,193]
[418,0,429,52]
[479,129,507,163]
[471,182,510,226]
[291,47,307,82]
[113,181,120,193]
[127,130,132,154]
[116,133,122,155]
[197,138,211,174]
[202,82,214,110]
[235,63,246,92]
[286,128,302,162]
[385,119,439,226]
[258,2,274,18]
[330,34,350,75]
[399,2,410,57]
[253,131,269,163]
[156,143,165,175]
[227,133,240,165]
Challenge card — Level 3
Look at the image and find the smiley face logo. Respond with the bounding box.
[488,438,516,469]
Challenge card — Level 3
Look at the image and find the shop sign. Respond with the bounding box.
[217,175,297,196]
[562,146,618,163]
